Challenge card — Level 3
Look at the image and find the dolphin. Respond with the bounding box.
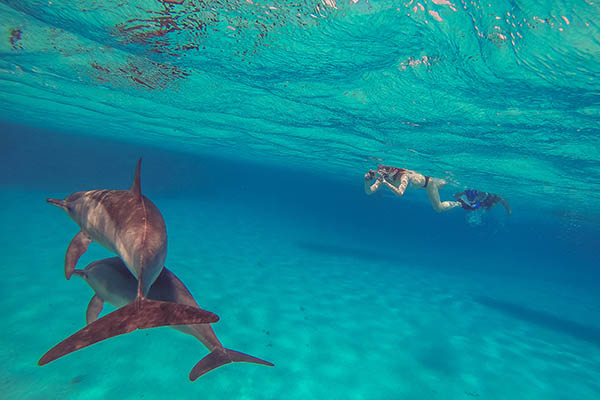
[40,159,219,366]
[72,257,274,379]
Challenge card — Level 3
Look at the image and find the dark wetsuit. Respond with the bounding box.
[458,190,486,211]
[480,193,500,209]
[456,189,510,215]
[459,191,500,211]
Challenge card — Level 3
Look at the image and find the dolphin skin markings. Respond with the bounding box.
[41,159,219,366]
[73,257,274,379]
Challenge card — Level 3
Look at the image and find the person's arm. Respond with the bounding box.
[365,179,383,195]
[499,197,512,215]
[453,191,466,199]
[364,171,382,195]
[457,198,476,211]
[382,174,408,197]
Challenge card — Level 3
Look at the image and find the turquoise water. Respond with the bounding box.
[1,0,600,399]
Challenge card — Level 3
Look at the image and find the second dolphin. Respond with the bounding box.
[74,257,274,379]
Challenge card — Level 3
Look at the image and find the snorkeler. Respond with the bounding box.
[364,164,461,213]
[453,189,512,215]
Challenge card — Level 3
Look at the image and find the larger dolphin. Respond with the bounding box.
[69,257,273,379]
[40,159,218,366]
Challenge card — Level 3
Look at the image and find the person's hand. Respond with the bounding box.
[364,170,375,180]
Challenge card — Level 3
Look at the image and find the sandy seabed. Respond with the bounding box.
[0,189,599,400]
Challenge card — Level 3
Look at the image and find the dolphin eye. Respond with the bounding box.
[65,192,86,211]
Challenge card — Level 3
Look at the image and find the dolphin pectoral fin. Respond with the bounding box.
[189,348,274,381]
[38,298,219,366]
[86,295,104,325]
[65,231,91,280]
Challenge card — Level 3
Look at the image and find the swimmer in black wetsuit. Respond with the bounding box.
[453,189,511,215]
[364,164,461,212]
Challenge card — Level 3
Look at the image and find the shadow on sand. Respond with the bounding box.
[296,241,399,264]
[474,295,600,347]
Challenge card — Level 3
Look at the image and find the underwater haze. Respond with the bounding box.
[1,0,600,399]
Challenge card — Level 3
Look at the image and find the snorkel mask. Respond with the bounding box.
[377,165,399,179]
[465,189,481,209]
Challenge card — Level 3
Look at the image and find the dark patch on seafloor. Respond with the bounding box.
[475,295,600,347]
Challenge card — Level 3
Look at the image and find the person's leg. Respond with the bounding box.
[426,178,460,212]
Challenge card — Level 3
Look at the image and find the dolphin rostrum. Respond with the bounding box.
[40,159,219,366]
[72,257,274,379]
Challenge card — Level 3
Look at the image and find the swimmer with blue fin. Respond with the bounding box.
[364,164,461,212]
[454,189,511,215]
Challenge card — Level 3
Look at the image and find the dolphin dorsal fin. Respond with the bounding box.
[130,158,142,198]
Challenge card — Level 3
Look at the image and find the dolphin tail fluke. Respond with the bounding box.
[189,348,274,380]
[39,297,219,366]
[65,231,91,280]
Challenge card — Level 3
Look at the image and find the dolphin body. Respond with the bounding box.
[74,257,274,379]
[40,159,219,366]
